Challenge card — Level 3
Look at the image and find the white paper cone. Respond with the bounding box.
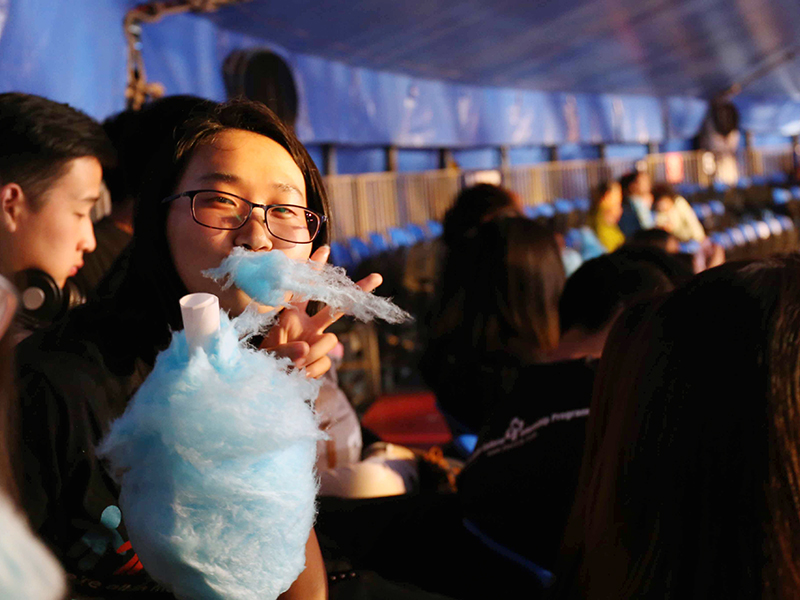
[180,293,220,351]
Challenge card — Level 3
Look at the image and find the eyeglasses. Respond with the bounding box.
[163,189,326,244]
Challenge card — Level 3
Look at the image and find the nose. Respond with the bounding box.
[81,219,97,254]
[233,207,274,251]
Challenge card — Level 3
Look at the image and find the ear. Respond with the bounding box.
[0,183,27,233]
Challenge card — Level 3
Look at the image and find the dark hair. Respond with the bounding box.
[559,254,673,333]
[103,99,330,338]
[556,256,800,599]
[625,228,678,253]
[427,217,565,364]
[589,181,619,215]
[442,184,520,248]
[0,93,115,207]
[102,96,215,206]
[612,245,694,287]
[651,183,676,202]
[619,171,649,195]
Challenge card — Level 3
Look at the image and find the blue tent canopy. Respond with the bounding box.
[1,0,799,151]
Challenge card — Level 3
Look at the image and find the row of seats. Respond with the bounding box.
[330,220,443,271]
[331,181,799,273]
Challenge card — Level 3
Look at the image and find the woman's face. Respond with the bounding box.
[166,128,313,316]
[602,184,624,224]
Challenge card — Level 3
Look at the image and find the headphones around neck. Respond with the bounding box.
[13,269,86,330]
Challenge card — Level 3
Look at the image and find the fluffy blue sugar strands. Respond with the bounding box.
[98,312,323,600]
[0,493,66,600]
[205,247,411,323]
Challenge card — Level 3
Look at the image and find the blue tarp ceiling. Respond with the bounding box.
[1,0,799,149]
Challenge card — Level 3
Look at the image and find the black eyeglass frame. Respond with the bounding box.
[162,189,327,244]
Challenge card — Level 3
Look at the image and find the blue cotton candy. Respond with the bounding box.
[98,312,323,600]
[205,248,411,323]
[0,493,66,600]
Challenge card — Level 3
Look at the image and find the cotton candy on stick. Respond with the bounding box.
[204,247,412,324]
[98,292,323,600]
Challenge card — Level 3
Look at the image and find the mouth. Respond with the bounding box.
[69,263,83,277]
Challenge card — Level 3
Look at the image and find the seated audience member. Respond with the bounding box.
[0,276,66,600]
[652,183,706,243]
[613,244,695,287]
[420,217,565,439]
[618,171,654,236]
[0,93,114,334]
[555,256,800,599]
[589,181,625,252]
[551,212,583,277]
[17,100,371,599]
[457,254,672,580]
[74,96,214,298]
[625,228,681,254]
[441,183,522,248]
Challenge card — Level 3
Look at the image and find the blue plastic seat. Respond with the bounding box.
[712,181,729,193]
[523,205,538,219]
[573,198,590,213]
[754,221,771,240]
[766,218,783,236]
[727,228,746,246]
[708,199,725,216]
[692,203,712,220]
[368,232,389,253]
[329,241,355,270]
[564,228,583,250]
[554,199,573,214]
[791,186,800,201]
[679,240,701,254]
[770,172,789,185]
[772,188,792,205]
[348,236,372,263]
[710,231,732,249]
[536,203,555,218]
[737,177,751,189]
[405,223,428,243]
[739,223,758,243]
[751,175,768,186]
[778,215,795,231]
[388,227,413,248]
[426,220,444,238]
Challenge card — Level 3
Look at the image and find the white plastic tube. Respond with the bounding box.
[179,293,220,351]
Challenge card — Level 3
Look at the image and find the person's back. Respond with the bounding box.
[553,256,800,599]
[457,255,672,575]
[421,217,564,437]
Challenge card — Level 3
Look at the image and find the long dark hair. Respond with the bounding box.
[426,216,565,365]
[100,99,330,346]
[555,256,800,599]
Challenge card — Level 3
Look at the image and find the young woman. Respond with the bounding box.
[588,181,624,252]
[16,99,381,599]
[554,256,800,599]
[421,216,566,437]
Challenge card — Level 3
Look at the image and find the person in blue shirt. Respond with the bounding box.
[618,171,654,237]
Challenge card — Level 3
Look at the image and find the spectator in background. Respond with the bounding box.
[441,183,522,248]
[618,171,654,236]
[457,254,672,584]
[652,183,706,243]
[0,93,114,334]
[421,217,565,439]
[589,181,625,251]
[626,228,682,254]
[74,96,215,298]
[554,256,800,599]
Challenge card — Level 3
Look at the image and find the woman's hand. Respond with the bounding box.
[261,246,383,378]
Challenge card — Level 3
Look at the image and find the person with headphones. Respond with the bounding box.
[0,93,114,333]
